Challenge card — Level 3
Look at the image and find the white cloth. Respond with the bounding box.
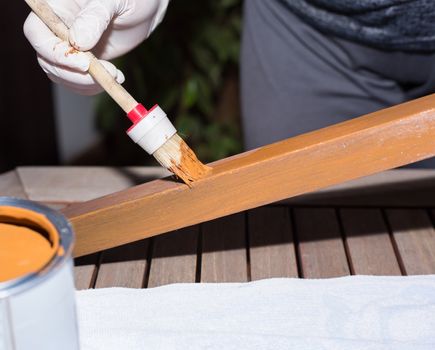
[76,276,435,349]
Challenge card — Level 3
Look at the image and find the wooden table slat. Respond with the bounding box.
[74,254,99,290]
[248,207,298,280]
[294,208,350,278]
[95,240,148,288]
[386,209,435,275]
[148,226,199,288]
[17,166,168,202]
[0,170,27,198]
[201,213,248,282]
[340,209,401,275]
[2,167,435,289]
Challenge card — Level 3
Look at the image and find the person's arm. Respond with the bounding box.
[23,0,169,95]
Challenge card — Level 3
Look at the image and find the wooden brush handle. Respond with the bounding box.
[24,0,138,113]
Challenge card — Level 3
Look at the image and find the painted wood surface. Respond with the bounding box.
[14,168,435,207]
[63,94,435,256]
[1,167,435,289]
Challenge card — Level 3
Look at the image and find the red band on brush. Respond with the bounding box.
[127,104,148,124]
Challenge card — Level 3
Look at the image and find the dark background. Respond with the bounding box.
[1,1,58,173]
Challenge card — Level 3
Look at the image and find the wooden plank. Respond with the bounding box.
[94,240,148,288]
[74,254,99,290]
[201,213,248,282]
[63,93,435,257]
[17,166,169,202]
[248,207,298,280]
[339,209,401,275]
[148,226,199,288]
[0,170,27,198]
[284,169,435,207]
[386,209,435,275]
[294,208,350,278]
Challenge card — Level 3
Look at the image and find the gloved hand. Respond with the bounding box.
[23,0,169,95]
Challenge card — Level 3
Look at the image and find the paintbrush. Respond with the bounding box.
[24,0,210,186]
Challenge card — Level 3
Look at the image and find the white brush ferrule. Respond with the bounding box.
[127,106,177,154]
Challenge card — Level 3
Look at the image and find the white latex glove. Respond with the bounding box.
[23,0,169,95]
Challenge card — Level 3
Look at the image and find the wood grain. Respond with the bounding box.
[62,94,435,256]
[339,209,401,275]
[386,209,435,275]
[201,214,248,282]
[74,254,99,290]
[248,207,298,280]
[95,240,148,288]
[294,208,350,278]
[148,226,198,288]
[17,166,168,202]
[0,170,27,198]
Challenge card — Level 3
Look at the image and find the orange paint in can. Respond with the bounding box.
[0,206,59,282]
[0,198,78,350]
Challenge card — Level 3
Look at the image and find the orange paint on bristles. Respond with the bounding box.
[154,134,211,187]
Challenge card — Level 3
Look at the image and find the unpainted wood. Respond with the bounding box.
[386,209,435,275]
[294,208,350,278]
[201,213,248,282]
[63,93,435,256]
[339,209,401,275]
[248,207,298,280]
[17,166,168,202]
[95,240,148,288]
[148,226,199,288]
[0,170,27,198]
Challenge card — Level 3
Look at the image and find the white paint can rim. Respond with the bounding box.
[0,197,74,298]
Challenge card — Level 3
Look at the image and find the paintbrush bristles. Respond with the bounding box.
[153,134,211,186]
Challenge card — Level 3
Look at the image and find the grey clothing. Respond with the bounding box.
[241,0,435,167]
[280,0,435,52]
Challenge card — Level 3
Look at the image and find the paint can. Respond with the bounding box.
[0,197,79,350]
